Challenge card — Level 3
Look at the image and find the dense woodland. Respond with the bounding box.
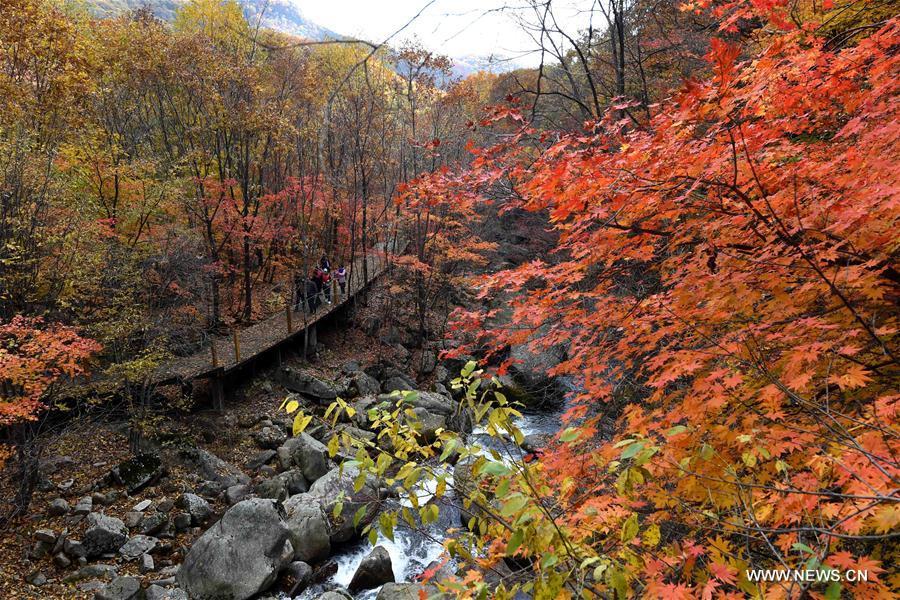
[1,0,898,598]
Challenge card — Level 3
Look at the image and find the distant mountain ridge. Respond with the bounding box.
[83,0,505,79]
[84,0,342,41]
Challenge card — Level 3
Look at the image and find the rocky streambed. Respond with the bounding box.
[17,350,569,600]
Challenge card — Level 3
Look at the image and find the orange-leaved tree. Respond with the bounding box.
[434,2,899,598]
[0,316,100,521]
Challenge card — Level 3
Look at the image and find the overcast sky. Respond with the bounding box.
[296,0,597,68]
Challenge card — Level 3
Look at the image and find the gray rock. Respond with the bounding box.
[376,582,438,600]
[125,511,144,529]
[351,372,382,396]
[63,564,118,583]
[140,512,168,536]
[247,449,277,470]
[317,592,351,600]
[433,365,450,385]
[282,495,330,563]
[25,571,47,586]
[34,528,56,543]
[140,553,155,573]
[405,407,447,442]
[177,448,249,488]
[132,499,152,512]
[172,512,190,532]
[382,376,413,393]
[74,496,93,515]
[225,484,251,505]
[307,466,381,543]
[279,367,337,402]
[254,426,287,450]
[109,454,163,494]
[49,497,70,516]
[156,498,174,513]
[420,350,438,374]
[177,498,294,600]
[348,545,395,592]
[277,433,330,483]
[84,513,128,557]
[316,593,351,600]
[285,561,313,595]
[341,360,361,374]
[176,493,211,526]
[30,539,52,559]
[255,477,287,502]
[119,535,158,560]
[79,580,106,593]
[277,469,309,495]
[63,538,87,558]
[145,585,188,600]
[197,480,225,497]
[54,551,72,568]
[94,576,142,600]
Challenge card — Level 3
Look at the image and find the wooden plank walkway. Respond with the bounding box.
[153,243,399,384]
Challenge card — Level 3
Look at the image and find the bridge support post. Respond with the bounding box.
[212,369,225,413]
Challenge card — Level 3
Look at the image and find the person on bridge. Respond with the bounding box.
[305,276,320,313]
[321,268,332,304]
[320,253,331,271]
[336,265,347,295]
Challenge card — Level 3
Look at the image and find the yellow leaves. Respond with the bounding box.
[868,504,900,534]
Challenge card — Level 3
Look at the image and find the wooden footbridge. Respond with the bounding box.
[151,241,403,393]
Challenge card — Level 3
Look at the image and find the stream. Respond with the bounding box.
[291,379,574,600]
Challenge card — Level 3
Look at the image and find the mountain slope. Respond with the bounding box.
[85,0,342,40]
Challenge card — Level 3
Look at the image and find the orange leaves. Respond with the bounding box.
[829,363,873,391]
[0,316,100,426]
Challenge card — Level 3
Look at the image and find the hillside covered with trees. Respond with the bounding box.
[0,0,897,599]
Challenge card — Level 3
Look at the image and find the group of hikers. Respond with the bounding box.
[294,254,347,314]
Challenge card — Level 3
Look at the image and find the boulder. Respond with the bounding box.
[348,545,395,592]
[145,585,188,600]
[49,497,70,516]
[376,582,438,600]
[108,454,163,494]
[177,448,249,488]
[140,553,155,573]
[277,469,309,495]
[225,484,251,506]
[283,495,330,563]
[382,376,413,393]
[279,367,337,402]
[307,466,381,543]
[246,449,277,471]
[351,372,381,397]
[83,513,128,557]
[74,496,93,515]
[284,561,313,596]
[176,499,294,600]
[277,433,330,483]
[94,576,141,600]
[140,512,168,536]
[405,407,447,443]
[63,564,118,583]
[176,493,211,526]
[34,528,56,543]
[317,593,351,600]
[255,477,287,502]
[420,350,438,374]
[253,426,287,450]
[119,535,158,560]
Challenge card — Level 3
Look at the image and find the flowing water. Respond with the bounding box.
[291,379,576,599]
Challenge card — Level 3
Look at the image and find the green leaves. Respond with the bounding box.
[500,494,528,518]
[620,514,639,543]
